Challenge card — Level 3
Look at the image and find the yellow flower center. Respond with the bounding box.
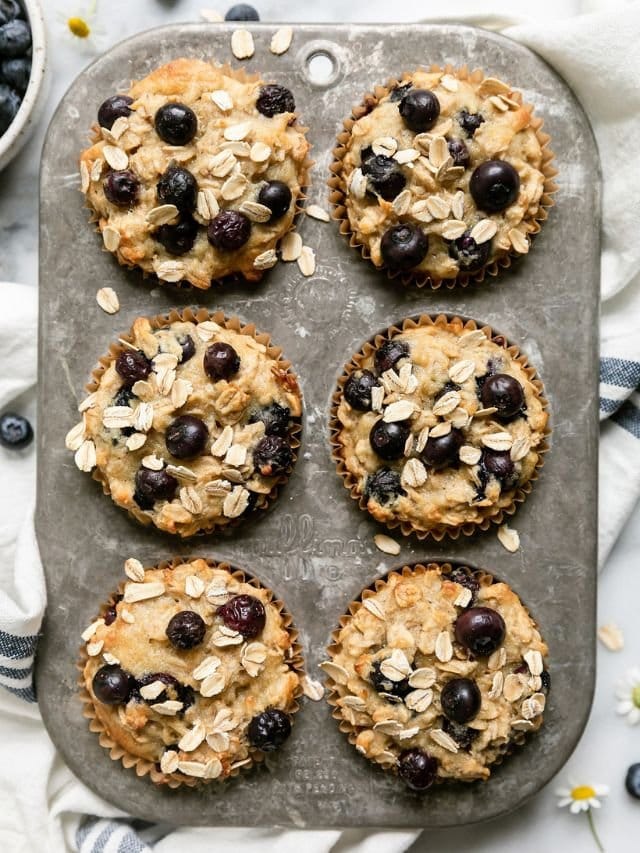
[67,17,91,38]
[632,686,640,708]
[571,785,596,800]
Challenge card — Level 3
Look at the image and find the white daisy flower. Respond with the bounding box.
[556,778,609,851]
[58,1,105,54]
[615,666,640,724]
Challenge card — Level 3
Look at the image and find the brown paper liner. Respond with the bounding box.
[325,561,547,786]
[86,306,302,537]
[82,61,314,290]
[78,556,305,789]
[329,313,550,541]
[328,64,558,290]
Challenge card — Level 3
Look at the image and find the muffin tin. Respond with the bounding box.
[35,23,600,828]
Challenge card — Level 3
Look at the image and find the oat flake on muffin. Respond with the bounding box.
[79,58,310,288]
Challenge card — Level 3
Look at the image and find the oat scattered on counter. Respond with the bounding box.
[598,623,624,652]
[373,533,401,556]
[306,204,330,222]
[270,27,293,56]
[231,29,255,60]
[497,523,520,553]
[301,675,324,701]
[96,287,119,315]
[297,245,316,276]
[280,231,302,261]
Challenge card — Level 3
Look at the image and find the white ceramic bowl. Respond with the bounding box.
[0,0,47,172]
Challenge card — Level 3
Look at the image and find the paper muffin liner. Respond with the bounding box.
[324,561,547,786]
[86,306,302,537]
[81,62,314,290]
[329,313,550,541]
[78,556,305,789]
[328,64,557,290]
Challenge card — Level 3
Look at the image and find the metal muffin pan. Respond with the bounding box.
[36,23,600,828]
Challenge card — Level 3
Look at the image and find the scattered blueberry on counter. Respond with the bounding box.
[225,4,260,21]
[0,412,33,449]
[0,1,31,137]
[626,763,640,799]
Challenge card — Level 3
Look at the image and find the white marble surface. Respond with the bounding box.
[1,1,638,850]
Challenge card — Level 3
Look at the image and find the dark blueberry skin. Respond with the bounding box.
[0,82,20,135]
[625,764,640,800]
[136,672,194,709]
[364,468,406,505]
[154,102,198,146]
[381,224,428,271]
[422,428,464,470]
[389,82,412,103]
[442,718,479,751]
[0,1,22,25]
[104,170,140,207]
[369,419,411,461]
[0,19,30,57]
[360,147,406,201]
[447,138,470,167]
[447,567,479,604]
[256,84,295,117]
[458,109,485,137]
[344,369,378,411]
[115,349,151,387]
[398,88,440,132]
[370,660,412,699]
[1,57,30,95]
[225,3,260,20]
[248,402,290,437]
[0,412,32,449]
[217,594,266,638]
[157,166,197,212]
[449,229,491,272]
[203,341,240,380]
[398,749,438,792]
[155,214,199,256]
[248,708,292,751]
[441,678,482,724]
[103,597,121,626]
[540,669,551,695]
[253,435,293,476]
[92,665,134,705]
[134,467,178,508]
[97,94,133,130]
[481,449,516,487]
[178,335,195,363]
[470,160,520,213]
[113,386,135,409]
[374,339,409,373]
[165,415,209,459]
[166,610,206,650]
[207,209,251,251]
[480,373,524,418]
[455,607,506,656]
[257,180,292,221]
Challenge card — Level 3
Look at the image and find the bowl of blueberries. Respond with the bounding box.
[0,0,46,172]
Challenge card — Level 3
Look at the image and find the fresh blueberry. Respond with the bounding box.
[97,94,133,130]
[447,567,479,604]
[0,19,31,57]
[458,109,485,137]
[422,428,464,470]
[389,82,412,103]
[370,660,412,699]
[256,84,295,117]
[397,749,438,791]
[0,81,20,135]
[470,160,520,213]
[134,467,178,507]
[455,607,506,656]
[360,147,406,201]
[374,339,409,373]
[625,764,640,799]
[178,335,195,363]
[104,170,140,207]
[398,88,440,132]
[369,419,411,461]
[155,214,198,256]
[480,373,524,418]
[154,102,197,146]
[364,468,406,505]
[92,665,133,705]
[1,56,29,95]
[217,594,266,638]
[448,229,491,272]
[481,449,516,486]
[381,223,428,271]
[248,708,292,751]
[203,341,240,380]
[225,4,260,21]
[0,412,32,449]
[344,369,378,411]
[0,1,22,25]
[165,415,209,459]
[253,434,293,476]
[442,718,478,750]
[447,138,469,167]
[540,670,551,695]
[248,402,290,437]
[207,209,251,251]
[166,611,206,650]
[115,349,151,387]
[441,678,481,723]
[257,180,292,220]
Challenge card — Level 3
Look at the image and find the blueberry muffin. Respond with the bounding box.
[322,563,549,789]
[329,65,555,287]
[331,314,548,539]
[80,558,302,786]
[79,58,310,288]
[67,308,301,537]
